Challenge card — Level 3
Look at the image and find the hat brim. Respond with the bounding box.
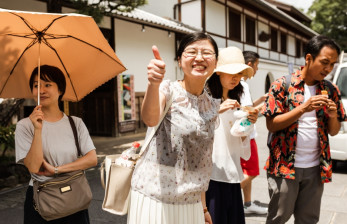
[214,64,254,80]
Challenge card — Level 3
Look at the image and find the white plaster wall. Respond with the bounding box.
[206,0,225,36]
[227,40,243,49]
[212,35,226,48]
[139,0,176,19]
[288,35,295,56]
[280,53,287,62]
[270,51,279,61]
[295,57,305,66]
[114,19,177,92]
[246,60,291,98]
[288,56,295,64]
[258,21,269,49]
[259,48,269,59]
[181,1,201,29]
[244,44,257,52]
[0,0,46,12]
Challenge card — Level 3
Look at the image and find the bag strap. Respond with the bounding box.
[100,94,173,189]
[138,94,173,157]
[67,115,82,157]
[284,74,292,93]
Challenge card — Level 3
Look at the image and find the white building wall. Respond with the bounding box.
[288,56,295,64]
[280,53,287,62]
[206,0,225,36]
[270,51,279,61]
[246,60,301,98]
[228,40,243,49]
[181,1,201,28]
[139,0,176,19]
[212,35,226,48]
[295,57,305,66]
[259,48,269,59]
[114,19,178,92]
[244,44,257,52]
[258,21,269,49]
[0,0,46,12]
[288,35,295,56]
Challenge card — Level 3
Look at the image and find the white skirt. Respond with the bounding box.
[127,190,205,224]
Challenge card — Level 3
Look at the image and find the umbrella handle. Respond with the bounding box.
[37,43,41,106]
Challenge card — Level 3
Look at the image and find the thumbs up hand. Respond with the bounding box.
[147,45,166,86]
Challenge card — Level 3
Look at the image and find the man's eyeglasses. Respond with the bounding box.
[183,48,216,59]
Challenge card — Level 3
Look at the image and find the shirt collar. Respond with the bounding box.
[293,69,326,89]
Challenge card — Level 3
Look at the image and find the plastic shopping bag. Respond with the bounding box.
[230,109,254,137]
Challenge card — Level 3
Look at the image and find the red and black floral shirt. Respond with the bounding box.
[262,70,347,183]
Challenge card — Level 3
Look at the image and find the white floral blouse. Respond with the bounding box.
[131,80,220,205]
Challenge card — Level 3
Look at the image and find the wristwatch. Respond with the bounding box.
[54,166,59,175]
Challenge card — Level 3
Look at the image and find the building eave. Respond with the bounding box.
[243,0,318,37]
[265,0,312,23]
[108,8,200,34]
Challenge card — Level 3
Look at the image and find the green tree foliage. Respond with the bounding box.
[0,125,15,157]
[72,0,147,23]
[308,0,347,50]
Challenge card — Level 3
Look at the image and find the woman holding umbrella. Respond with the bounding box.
[15,65,97,223]
[128,32,220,224]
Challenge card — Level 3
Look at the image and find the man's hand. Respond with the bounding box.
[302,95,329,112]
[325,99,338,119]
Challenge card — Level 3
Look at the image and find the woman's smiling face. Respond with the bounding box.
[178,39,217,80]
[32,75,61,106]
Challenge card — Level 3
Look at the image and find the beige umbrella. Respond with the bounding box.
[0,8,126,103]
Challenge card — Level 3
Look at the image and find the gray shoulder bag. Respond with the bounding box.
[33,116,92,221]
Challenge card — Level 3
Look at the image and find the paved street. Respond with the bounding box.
[0,116,347,223]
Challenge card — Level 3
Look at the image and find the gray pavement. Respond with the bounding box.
[1,117,347,223]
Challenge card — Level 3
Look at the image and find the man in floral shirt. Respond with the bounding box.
[262,35,347,224]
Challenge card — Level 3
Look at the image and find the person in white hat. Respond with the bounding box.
[205,46,258,224]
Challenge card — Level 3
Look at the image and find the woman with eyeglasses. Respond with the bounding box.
[127,32,220,224]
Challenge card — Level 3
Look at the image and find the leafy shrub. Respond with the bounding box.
[0,124,15,157]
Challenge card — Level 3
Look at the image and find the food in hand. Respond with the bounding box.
[321,90,328,95]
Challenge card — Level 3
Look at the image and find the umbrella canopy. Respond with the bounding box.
[0,8,126,102]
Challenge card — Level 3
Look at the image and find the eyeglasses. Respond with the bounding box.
[183,48,216,59]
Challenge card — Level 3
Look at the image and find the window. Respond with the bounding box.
[271,27,277,51]
[229,9,241,41]
[296,39,301,58]
[246,16,256,45]
[280,32,287,54]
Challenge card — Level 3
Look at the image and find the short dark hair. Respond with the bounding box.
[177,32,219,60]
[243,51,259,64]
[304,35,341,61]
[206,73,244,103]
[29,65,66,101]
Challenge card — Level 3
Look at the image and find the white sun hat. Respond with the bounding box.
[214,47,254,80]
